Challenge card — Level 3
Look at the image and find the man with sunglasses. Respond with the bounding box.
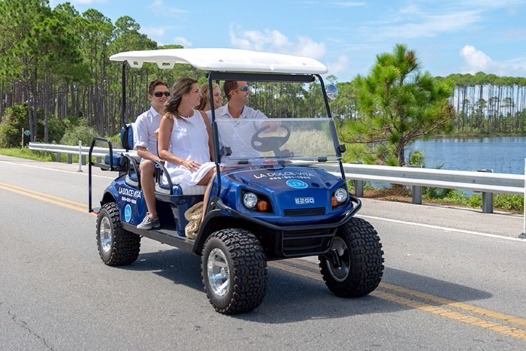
[208,80,270,164]
[135,79,170,229]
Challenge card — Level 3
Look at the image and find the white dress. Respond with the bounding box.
[165,110,215,187]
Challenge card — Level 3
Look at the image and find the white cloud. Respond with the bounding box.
[149,0,187,15]
[362,0,524,41]
[140,26,166,38]
[229,25,326,59]
[327,55,350,76]
[371,10,482,40]
[459,0,522,9]
[461,45,526,75]
[331,2,366,7]
[174,36,192,47]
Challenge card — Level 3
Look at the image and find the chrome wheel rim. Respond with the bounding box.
[100,216,113,253]
[326,237,351,282]
[207,248,230,297]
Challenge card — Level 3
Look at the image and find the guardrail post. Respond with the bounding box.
[482,192,493,213]
[412,186,422,204]
[405,165,422,204]
[68,154,72,164]
[56,152,60,162]
[477,169,493,213]
[96,156,101,164]
[77,141,83,173]
[354,180,364,197]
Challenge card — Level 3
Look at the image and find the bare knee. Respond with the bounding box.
[140,160,155,177]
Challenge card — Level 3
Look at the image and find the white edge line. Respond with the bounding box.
[0,160,115,179]
[358,214,526,243]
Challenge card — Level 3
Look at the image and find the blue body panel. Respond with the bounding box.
[104,175,148,226]
[104,175,203,236]
[102,164,351,249]
[211,165,351,225]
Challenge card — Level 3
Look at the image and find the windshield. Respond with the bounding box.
[215,117,340,165]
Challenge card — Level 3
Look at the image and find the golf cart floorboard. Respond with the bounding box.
[122,222,195,252]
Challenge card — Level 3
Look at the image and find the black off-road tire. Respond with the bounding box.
[201,228,267,315]
[319,217,384,297]
[96,202,141,266]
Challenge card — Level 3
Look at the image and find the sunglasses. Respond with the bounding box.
[237,86,249,92]
[153,91,171,97]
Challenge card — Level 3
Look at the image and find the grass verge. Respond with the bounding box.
[0,147,55,161]
[354,184,523,214]
[0,147,92,164]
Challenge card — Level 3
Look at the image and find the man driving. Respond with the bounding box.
[207,80,271,165]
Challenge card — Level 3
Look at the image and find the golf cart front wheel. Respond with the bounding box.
[201,228,267,314]
[319,217,384,297]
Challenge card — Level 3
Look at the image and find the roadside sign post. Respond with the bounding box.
[21,128,32,148]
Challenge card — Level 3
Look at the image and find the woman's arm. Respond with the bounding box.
[200,110,215,162]
[158,116,174,161]
[203,111,214,159]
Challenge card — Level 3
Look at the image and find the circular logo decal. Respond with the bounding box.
[124,204,132,222]
[286,179,308,189]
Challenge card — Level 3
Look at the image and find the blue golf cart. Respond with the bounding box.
[88,48,384,314]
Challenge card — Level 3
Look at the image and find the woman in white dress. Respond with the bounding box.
[158,77,216,222]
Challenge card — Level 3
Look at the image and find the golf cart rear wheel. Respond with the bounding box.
[201,228,267,314]
[319,217,384,297]
[96,202,141,266]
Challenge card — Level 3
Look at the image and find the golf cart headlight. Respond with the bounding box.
[243,192,258,209]
[334,188,348,203]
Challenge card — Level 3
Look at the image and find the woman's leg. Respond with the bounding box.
[197,168,217,222]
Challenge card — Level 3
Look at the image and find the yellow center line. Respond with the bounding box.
[287,257,526,328]
[0,182,87,213]
[270,260,526,341]
[374,291,526,341]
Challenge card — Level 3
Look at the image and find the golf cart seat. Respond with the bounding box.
[102,123,141,187]
[155,182,207,196]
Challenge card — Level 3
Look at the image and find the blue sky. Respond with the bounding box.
[50,0,526,81]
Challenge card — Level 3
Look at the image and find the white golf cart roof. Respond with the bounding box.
[109,48,328,75]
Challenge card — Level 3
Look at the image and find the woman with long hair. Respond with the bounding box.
[197,82,222,111]
[158,77,216,223]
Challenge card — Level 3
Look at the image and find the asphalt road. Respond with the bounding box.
[1,154,525,350]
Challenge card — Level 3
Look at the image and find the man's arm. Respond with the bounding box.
[136,146,161,162]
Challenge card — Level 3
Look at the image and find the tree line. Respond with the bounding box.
[1,0,525,153]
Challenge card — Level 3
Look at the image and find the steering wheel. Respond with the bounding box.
[251,124,291,156]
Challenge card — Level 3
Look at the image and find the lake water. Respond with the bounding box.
[406,136,526,175]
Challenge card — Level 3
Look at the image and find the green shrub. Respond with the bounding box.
[0,123,20,148]
[60,125,99,146]
[107,133,121,148]
[0,104,29,147]
[408,150,425,167]
[494,194,523,212]
[43,116,68,144]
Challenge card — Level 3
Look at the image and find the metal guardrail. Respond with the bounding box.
[28,142,136,172]
[29,141,523,213]
[29,142,127,157]
[320,162,523,214]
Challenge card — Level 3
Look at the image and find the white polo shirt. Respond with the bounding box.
[207,104,268,164]
[135,107,161,155]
